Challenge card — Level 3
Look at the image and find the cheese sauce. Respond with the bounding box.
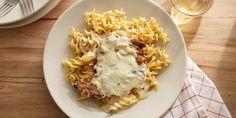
[92,33,147,97]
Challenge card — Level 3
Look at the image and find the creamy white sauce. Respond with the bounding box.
[92,33,147,97]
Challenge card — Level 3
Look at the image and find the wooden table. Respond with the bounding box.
[0,0,235,117]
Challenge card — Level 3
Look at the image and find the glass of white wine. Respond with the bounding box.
[171,0,214,25]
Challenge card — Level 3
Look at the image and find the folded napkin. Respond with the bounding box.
[162,57,232,118]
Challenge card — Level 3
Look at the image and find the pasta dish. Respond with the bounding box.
[62,9,171,113]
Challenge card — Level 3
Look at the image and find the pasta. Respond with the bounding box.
[63,9,171,113]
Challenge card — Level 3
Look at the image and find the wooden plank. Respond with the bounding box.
[0,20,56,77]
[0,81,67,118]
[181,18,236,67]
[0,76,42,84]
[0,20,55,49]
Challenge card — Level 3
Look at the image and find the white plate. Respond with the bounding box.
[0,0,61,28]
[0,0,49,25]
[43,0,187,118]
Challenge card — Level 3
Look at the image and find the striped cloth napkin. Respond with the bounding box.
[162,57,232,118]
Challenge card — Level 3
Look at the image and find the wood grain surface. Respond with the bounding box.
[0,0,235,117]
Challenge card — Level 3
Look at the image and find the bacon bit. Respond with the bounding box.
[137,49,144,55]
[131,44,144,55]
[131,40,145,48]
[131,40,144,56]
[130,40,145,65]
[137,55,145,64]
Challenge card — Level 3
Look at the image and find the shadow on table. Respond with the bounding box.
[153,0,172,13]
[216,21,236,117]
[228,21,236,42]
[179,17,202,49]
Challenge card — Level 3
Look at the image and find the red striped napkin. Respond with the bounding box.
[162,57,232,118]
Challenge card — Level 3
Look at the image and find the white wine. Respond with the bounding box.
[171,0,214,25]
